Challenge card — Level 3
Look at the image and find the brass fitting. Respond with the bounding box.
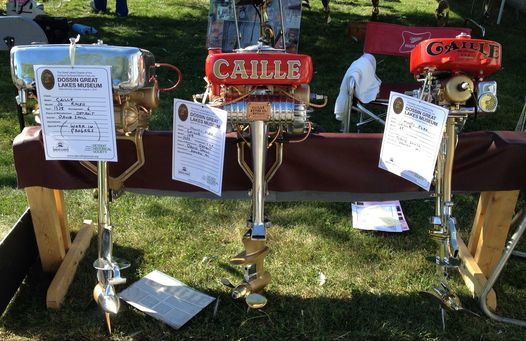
[229,232,271,296]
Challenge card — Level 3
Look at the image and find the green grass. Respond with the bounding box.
[2,0,526,339]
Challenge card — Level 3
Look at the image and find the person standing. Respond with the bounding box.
[91,0,128,17]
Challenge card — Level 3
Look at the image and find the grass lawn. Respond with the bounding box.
[1,0,526,339]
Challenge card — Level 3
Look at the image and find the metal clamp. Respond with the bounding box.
[80,129,145,192]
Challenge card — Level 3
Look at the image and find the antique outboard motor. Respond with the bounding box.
[10,41,179,332]
[409,34,501,327]
[196,0,326,308]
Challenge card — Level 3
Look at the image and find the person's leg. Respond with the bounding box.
[322,0,331,23]
[116,0,128,16]
[92,0,107,12]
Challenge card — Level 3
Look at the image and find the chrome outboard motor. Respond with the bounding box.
[197,0,325,308]
[10,41,180,332]
[409,34,502,328]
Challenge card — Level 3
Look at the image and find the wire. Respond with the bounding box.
[276,88,328,108]
[155,63,182,92]
[231,86,244,95]
[208,87,255,107]
[289,121,312,144]
[267,125,281,148]
[236,124,251,146]
[307,96,328,108]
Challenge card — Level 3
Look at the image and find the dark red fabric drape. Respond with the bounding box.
[12,127,526,197]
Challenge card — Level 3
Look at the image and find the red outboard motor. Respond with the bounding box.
[409,34,502,326]
[195,0,326,308]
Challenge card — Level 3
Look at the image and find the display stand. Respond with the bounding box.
[46,221,93,309]
[24,187,93,309]
[459,190,519,310]
[13,128,526,310]
[25,187,71,273]
[22,190,520,311]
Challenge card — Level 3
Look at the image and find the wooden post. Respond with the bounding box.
[47,221,94,309]
[468,191,519,276]
[25,186,69,273]
[459,190,520,311]
[467,191,491,257]
[53,189,71,251]
[458,237,497,310]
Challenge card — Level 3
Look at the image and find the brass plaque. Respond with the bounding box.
[247,102,272,121]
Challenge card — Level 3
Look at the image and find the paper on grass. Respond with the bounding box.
[351,200,409,232]
[119,270,215,329]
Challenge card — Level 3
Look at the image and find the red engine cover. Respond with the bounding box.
[205,50,313,86]
[410,36,502,78]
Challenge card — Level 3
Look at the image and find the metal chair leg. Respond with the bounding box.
[480,207,526,327]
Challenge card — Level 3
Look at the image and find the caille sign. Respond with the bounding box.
[425,39,501,59]
[410,37,502,78]
[205,52,313,86]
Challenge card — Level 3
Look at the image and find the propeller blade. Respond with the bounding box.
[220,278,235,288]
[105,312,112,335]
[246,293,267,309]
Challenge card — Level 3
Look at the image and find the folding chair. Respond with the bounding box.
[516,97,526,132]
[0,16,48,51]
[336,21,471,132]
[5,0,46,18]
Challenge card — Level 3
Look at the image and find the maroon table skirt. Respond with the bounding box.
[12,126,526,201]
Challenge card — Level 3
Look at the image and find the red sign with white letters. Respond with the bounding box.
[364,21,471,57]
[205,51,313,86]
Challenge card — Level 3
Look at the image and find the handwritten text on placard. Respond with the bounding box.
[34,65,117,161]
[379,92,448,191]
[172,99,227,196]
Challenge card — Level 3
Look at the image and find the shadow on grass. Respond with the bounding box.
[0,234,145,337]
[1,283,519,339]
[0,175,17,188]
[218,261,243,279]
[267,200,436,253]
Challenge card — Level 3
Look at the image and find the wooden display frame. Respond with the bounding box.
[23,186,519,310]
[24,187,93,309]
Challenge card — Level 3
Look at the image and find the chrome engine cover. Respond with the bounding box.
[10,44,156,94]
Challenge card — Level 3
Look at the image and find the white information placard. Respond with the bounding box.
[172,99,227,196]
[34,65,117,161]
[119,270,215,330]
[379,92,448,191]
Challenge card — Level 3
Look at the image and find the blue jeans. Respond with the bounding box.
[92,0,128,16]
